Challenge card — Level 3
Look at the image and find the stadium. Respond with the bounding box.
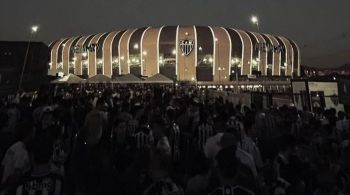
[49,26,300,82]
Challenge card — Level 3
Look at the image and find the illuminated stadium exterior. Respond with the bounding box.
[49,26,300,82]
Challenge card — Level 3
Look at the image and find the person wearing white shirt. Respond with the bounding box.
[0,121,33,192]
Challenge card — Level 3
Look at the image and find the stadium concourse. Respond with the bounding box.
[0,84,349,195]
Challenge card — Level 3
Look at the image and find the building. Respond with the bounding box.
[0,41,50,93]
[49,26,300,82]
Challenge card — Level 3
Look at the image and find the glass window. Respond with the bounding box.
[196,26,214,81]
[226,29,243,80]
[129,28,147,76]
[81,35,95,76]
[96,33,109,75]
[69,61,75,74]
[69,36,82,74]
[159,26,177,80]
[111,31,125,78]
[246,32,259,74]
[56,40,66,72]
[260,34,273,77]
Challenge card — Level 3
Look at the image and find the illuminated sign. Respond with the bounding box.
[72,44,99,53]
[180,39,194,56]
[255,43,285,53]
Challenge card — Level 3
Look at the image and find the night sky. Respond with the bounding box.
[1,0,350,67]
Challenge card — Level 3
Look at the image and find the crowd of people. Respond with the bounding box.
[0,84,349,195]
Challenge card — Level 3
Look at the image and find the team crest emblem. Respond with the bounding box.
[180,39,194,56]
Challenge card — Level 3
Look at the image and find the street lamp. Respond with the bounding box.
[133,43,139,49]
[18,25,39,90]
[251,15,268,91]
[250,15,259,31]
[31,26,39,33]
[251,15,261,74]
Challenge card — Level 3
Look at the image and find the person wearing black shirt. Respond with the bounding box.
[209,146,254,195]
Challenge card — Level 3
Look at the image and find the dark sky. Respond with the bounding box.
[1,0,350,67]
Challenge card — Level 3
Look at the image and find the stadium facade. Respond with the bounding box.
[49,26,300,81]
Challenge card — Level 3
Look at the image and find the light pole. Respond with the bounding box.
[251,15,267,92]
[250,15,261,75]
[18,25,39,90]
[250,15,259,32]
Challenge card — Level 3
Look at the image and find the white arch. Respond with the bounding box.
[103,31,118,76]
[127,29,138,74]
[93,33,108,75]
[116,31,128,75]
[275,36,289,76]
[156,26,165,74]
[88,34,100,76]
[175,25,180,77]
[240,31,253,75]
[55,38,68,70]
[222,27,232,76]
[267,34,281,76]
[79,35,94,75]
[250,32,261,71]
[230,29,245,75]
[140,27,151,76]
[208,26,216,75]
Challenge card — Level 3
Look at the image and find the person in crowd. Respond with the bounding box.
[83,98,108,146]
[75,98,109,195]
[143,150,184,195]
[0,121,33,192]
[165,108,181,162]
[208,146,255,195]
[13,134,64,195]
[133,115,153,150]
[185,152,210,195]
[2,102,20,136]
[1,84,350,195]
[195,110,215,153]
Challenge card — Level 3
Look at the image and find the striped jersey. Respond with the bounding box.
[15,172,64,195]
[196,123,215,151]
[208,185,254,195]
[134,127,153,149]
[127,119,139,136]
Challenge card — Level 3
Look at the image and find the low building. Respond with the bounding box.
[0,41,50,93]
